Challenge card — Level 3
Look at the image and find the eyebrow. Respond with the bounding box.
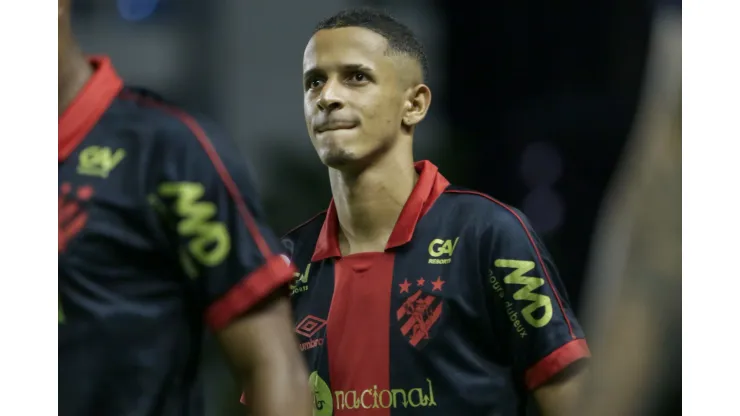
[303,64,375,80]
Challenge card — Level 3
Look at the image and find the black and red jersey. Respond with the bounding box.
[58,57,295,416]
[284,161,590,416]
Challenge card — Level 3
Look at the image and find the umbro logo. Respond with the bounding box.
[295,315,326,352]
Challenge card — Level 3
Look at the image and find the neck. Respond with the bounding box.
[58,41,93,116]
[329,144,417,254]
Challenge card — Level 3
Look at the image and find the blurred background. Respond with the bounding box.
[71,0,677,414]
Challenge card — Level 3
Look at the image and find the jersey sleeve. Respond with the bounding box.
[483,207,590,390]
[153,113,295,331]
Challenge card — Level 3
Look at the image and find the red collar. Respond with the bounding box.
[58,56,123,162]
[312,160,450,262]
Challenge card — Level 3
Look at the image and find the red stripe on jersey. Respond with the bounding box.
[151,104,275,259]
[525,338,590,390]
[327,252,395,415]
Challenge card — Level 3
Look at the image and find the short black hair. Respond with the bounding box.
[314,8,429,81]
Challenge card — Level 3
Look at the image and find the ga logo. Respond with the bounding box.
[427,237,459,264]
[290,263,311,296]
[77,146,126,178]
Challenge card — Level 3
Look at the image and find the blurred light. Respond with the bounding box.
[117,0,160,22]
[519,141,563,188]
[521,187,564,234]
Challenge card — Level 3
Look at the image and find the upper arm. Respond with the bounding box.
[152,115,296,333]
[217,291,303,377]
[532,360,589,416]
[482,206,590,391]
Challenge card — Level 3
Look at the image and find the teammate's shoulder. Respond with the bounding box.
[280,210,327,259]
[114,87,231,152]
[441,185,534,233]
[282,210,327,241]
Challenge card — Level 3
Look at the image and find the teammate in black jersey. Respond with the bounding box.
[58,1,311,415]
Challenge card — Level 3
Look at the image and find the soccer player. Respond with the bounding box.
[282,8,590,416]
[58,1,311,415]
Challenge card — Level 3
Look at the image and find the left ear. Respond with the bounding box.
[402,83,432,127]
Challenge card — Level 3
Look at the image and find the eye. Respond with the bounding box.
[306,78,324,90]
[349,72,368,83]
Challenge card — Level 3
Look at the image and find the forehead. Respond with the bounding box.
[303,27,392,73]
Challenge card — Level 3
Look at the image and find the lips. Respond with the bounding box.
[315,121,357,133]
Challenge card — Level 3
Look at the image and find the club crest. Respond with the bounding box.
[396,276,446,348]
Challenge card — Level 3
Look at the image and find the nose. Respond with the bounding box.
[317,79,344,112]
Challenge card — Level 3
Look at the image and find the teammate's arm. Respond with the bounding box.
[154,117,311,416]
[218,292,309,416]
[577,7,682,414]
[531,362,589,416]
[579,135,681,416]
[483,209,590,416]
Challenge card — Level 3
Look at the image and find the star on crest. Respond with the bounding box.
[431,276,446,291]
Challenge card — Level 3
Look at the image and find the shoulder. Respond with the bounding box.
[114,88,254,187]
[438,186,551,264]
[113,87,237,162]
[281,211,327,259]
[440,186,536,237]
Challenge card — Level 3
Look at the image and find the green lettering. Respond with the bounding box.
[392,388,408,408]
[496,259,553,327]
[158,182,231,267]
[426,378,437,406]
[407,388,428,407]
[379,390,392,408]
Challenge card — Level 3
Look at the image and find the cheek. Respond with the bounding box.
[362,93,401,128]
[303,97,313,118]
[304,100,317,127]
[374,100,403,132]
[303,100,318,143]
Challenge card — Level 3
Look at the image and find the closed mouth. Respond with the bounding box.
[316,122,357,133]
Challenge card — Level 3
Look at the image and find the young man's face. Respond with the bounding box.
[302,27,408,170]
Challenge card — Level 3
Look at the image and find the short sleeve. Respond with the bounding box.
[152,113,295,331]
[483,207,590,390]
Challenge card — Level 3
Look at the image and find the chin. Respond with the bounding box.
[315,130,361,166]
[319,148,363,169]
